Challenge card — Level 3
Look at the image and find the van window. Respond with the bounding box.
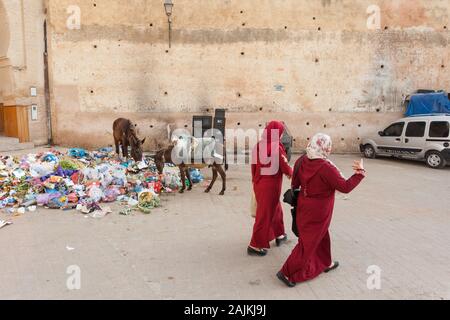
[429,121,449,138]
[384,122,404,137]
[406,122,426,137]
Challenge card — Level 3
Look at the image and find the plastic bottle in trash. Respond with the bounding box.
[88,186,104,203]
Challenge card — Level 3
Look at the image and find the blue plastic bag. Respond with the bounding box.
[189,169,204,184]
[68,148,87,158]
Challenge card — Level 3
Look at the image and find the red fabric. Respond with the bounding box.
[281,156,364,283]
[250,178,285,249]
[250,121,293,249]
[251,121,292,184]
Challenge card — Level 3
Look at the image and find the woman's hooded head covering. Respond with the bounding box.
[306,133,332,160]
[260,121,286,156]
[251,121,287,183]
[298,133,344,182]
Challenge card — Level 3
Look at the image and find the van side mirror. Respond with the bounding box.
[378,131,385,137]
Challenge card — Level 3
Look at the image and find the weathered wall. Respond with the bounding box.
[46,0,449,152]
[0,0,48,145]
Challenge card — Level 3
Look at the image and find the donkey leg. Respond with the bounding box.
[186,167,193,191]
[114,138,121,160]
[216,164,227,195]
[179,165,186,193]
[205,166,218,193]
[121,142,128,160]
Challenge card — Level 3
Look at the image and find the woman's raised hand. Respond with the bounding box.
[352,159,366,176]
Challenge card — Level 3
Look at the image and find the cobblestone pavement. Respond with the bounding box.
[1,149,449,299]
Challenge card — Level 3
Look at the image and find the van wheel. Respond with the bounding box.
[363,145,376,159]
[426,151,446,169]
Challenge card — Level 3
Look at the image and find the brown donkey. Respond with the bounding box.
[113,118,146,162]
[154,143,227,195]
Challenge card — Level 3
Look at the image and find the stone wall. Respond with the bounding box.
[44,0,450,151]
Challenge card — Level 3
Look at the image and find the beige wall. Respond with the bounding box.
[42,0,450,151]
[0,0,48,144]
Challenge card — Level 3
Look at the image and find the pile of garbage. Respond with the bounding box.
[0,148,204,217]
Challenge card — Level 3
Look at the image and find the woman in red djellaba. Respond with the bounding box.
[248,121,293,256]
[277,133,366,287]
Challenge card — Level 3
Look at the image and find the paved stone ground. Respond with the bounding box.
[0,148,449,300]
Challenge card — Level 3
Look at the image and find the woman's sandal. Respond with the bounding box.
[247,246,267,256]
[276,271,296,288]
[275,234,288,247]
[324,261,339,273]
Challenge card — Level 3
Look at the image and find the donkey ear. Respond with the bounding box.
[141,138,146,144]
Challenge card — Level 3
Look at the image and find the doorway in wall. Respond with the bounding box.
[0,0,30,143]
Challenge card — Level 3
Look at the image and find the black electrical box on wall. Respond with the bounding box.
[213,108,226,138]
[192,115,213,138]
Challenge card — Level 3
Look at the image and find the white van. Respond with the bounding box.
[360,114,450,169]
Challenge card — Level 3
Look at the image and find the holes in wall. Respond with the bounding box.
[441,64,445,68]
[323,124,327,128]
[90,90,94,94]
[165,50,169,53]
[376,108,381,112]
[258,124,262,127]
[444,26,447,29]
[259,107,263,111]
[164,91,168,95]
[313,17,316,20]
[341,138,345,141]
[93,45,98,49]
[358,124,362,127]
[384,26,389,30]
[241,52,245,56]
[149,125,154,129]
[242,22,246,27]
[315,58,319,63]
[380,64,385,69]
[237,122,241,126]
[306,122,310,126]
[240,10,244,14]
[237,92,242,98]
[149,23,153,27]
[341,124,345,127]
[318,27,321,31]
[315,93,318,97]
[184,124,188,128]
[284,26,288,30]
[93,3,97,7]
[328,108,332,112]
[307,137,310,141]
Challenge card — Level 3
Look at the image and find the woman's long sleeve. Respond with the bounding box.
[279,149,293,178]
[322,164,364,194]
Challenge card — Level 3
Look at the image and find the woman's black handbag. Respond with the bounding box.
[283,188,300,237]
[282,156,304,237]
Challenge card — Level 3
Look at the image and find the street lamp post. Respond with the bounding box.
[164,0,174,48]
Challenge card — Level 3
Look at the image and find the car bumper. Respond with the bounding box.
[441,149,450,161]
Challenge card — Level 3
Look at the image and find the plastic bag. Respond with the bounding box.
[88,185,104,203]
[189,169,204,184]
[68,148,87,158]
